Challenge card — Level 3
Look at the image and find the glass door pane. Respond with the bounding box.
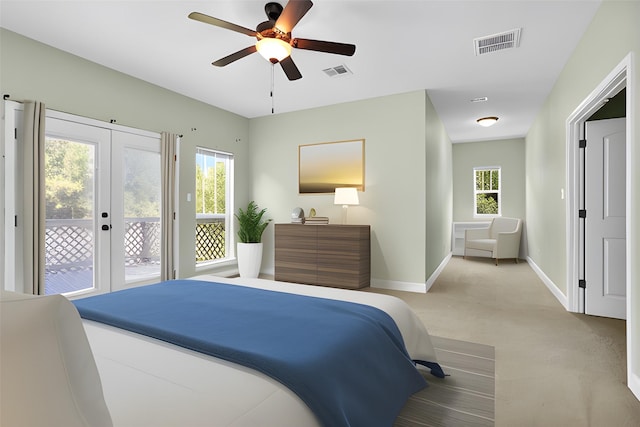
[44,116,111,296]
[123,146,161,282]
[111,130,161,289]
[44,137,95,294]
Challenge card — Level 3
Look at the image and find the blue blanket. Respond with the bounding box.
[73,280,429,427]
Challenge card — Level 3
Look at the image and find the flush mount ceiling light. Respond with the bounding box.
[477,116,499,127]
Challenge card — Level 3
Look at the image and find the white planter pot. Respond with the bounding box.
[237,242,263,278]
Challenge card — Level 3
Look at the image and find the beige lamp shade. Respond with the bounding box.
[334,187,359,206]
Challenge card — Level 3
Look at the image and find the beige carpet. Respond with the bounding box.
[396,336,495,426]
[371,256,640,426]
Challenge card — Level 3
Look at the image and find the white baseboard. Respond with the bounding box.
[371,278,426,293]
[426,253,452,292]
[261,266,275,276]
[371,252,452,294]
[629,371,640,402]
[526,256,568,310]
[193,263,239,279]
[193,261,274,279]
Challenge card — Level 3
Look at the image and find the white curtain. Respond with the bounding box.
[22,101,46,295]
[160,132,178,280]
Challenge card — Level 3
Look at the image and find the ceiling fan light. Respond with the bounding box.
[476,116,499,127]
[256,38,292,62]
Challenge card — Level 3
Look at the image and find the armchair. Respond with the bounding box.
[1,291,113,427]
[464,217,522,265]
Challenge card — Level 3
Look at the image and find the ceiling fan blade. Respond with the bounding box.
[279,56,302,81]
[275,0,313,34]
[212,45,258,67]
[292,38,356,56]
[188,12,256,37]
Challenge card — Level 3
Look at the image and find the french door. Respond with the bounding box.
[44,114,161,296]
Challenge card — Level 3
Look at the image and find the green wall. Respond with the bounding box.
[525,0,639,392]
[452,138,526,222]
[526,0,638,295]
[425,94,453,277]
[1,29,453,290]
[0,28,251,279]
[249,90,453,289]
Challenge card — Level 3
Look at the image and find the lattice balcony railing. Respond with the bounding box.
[45,217,162,273]
[45,219,93,273]
[45,215,227,272]
[196,214,226,262]
[124,218,161,265]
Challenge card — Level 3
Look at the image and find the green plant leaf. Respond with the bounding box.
[235,201,272,243]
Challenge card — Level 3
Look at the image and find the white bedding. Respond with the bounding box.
[83,276,439,427]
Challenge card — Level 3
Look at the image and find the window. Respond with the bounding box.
[195,148,233,264]
[474,167,501,216]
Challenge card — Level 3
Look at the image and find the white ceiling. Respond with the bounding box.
[0,0,601,142]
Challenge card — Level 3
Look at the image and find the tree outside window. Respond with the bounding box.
[44,139,93,219]
[195,148,233,264]
[474,167,501,216]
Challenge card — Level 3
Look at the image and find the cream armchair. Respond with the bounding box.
[464,217,522,265]
[1,291,113,427]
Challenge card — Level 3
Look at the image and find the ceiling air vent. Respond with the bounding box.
[474,28,521,56]
[322,64,352,78]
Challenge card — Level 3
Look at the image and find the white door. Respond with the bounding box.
[111,130,161,290]
[584,118,626,319]
[43,117,161,296]
[45,117,112,296]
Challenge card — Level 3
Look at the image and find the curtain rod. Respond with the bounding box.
[4,94,184,137]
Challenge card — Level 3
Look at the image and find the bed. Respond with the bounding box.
[74,275,444,427]
[4,275,444,427]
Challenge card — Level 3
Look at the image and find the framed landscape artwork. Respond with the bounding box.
[298,139,365,194]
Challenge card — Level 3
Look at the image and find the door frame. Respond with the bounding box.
[565,52,637,398]
[2,100,22,291]
[45,109,163,295]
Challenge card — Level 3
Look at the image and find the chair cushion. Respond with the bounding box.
[465,238,496,252]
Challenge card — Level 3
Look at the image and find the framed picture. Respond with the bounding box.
[298,139,365,194]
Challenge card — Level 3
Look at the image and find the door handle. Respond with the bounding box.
[101,224,111,231]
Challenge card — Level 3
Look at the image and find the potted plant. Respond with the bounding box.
[235,201,272,278]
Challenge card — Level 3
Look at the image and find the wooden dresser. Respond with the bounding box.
[274,224,370,289]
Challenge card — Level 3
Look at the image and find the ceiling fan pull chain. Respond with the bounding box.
[271,62,275,114]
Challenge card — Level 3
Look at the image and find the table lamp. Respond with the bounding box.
[334,187,359,224]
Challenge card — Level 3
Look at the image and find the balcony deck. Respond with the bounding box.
[45,263,161,295]
[44,216,224,295]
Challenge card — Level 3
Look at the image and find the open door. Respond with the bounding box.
[584,117,626,319]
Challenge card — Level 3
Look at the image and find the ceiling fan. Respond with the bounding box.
[188,0,356,81]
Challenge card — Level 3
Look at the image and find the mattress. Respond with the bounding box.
[82,275,440,427]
